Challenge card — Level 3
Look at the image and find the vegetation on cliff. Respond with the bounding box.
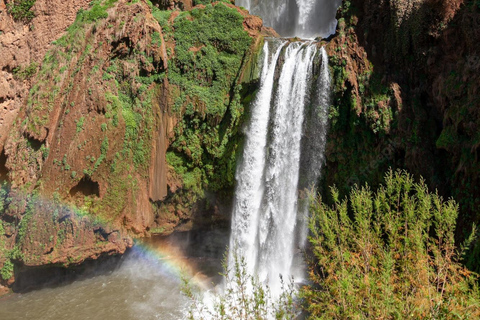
[1,1,479,314]
[6,0,36,22]
[8,0,256,229]
[324,0,480,271]
[164,3,253,199]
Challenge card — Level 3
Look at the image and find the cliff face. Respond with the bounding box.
[324,0,480,268]
[0,0,271,291]
[0,0,92,151]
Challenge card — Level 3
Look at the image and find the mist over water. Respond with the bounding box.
[0,230,229,320]
[236,0,342,38]
[0,252,184,320]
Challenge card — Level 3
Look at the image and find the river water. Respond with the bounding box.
[0,229,228,320]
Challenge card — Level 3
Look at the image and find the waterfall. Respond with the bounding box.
[297,47,331,251]
[229,40,286,277]
[236,0,342,39]
[229,40,331,294]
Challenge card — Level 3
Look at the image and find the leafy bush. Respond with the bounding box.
[183,249,297,320]
[303,169,480,319]
[7,0,36,22]
[0,259,13,280]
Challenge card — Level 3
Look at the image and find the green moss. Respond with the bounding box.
[157,3,251,199]
[76,0,118,23]
[100,136,109,155]
[149,227,165,234]
[99,164,136,220]
[192,0,231,5]
[169,4,251,115]
[151,31,162,47]
[436,126,458,149]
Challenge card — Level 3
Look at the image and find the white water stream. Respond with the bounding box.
[229,40,331,294]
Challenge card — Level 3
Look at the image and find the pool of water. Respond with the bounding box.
[0,229,228,320]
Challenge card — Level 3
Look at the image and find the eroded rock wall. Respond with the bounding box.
[0,0,271,292]
[0,0,92,151]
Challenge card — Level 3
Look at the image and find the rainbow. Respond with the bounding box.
[131,239,213,291]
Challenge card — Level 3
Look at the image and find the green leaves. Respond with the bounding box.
[303,169,480,319]
[0,259,13,281]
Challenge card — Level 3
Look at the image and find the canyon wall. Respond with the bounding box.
[323,0,480,270]
[0,0,273,291]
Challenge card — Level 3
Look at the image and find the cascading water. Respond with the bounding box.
[228,40,286,279]
[297,46,331,251]
[229,39,331,294]
[236,0,342,39]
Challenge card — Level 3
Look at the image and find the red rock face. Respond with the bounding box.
[0,0,92,152]
[0,0,95,294]
[0,0,269,292]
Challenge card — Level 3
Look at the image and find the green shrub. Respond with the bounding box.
[76,117,85,133]
[0,259,13,280]
[192,0,231,5]
[76,0,117,23]
[7,0,36,22]
[303,169,480,319]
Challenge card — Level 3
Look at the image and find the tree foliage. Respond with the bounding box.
[303,169,480,319]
